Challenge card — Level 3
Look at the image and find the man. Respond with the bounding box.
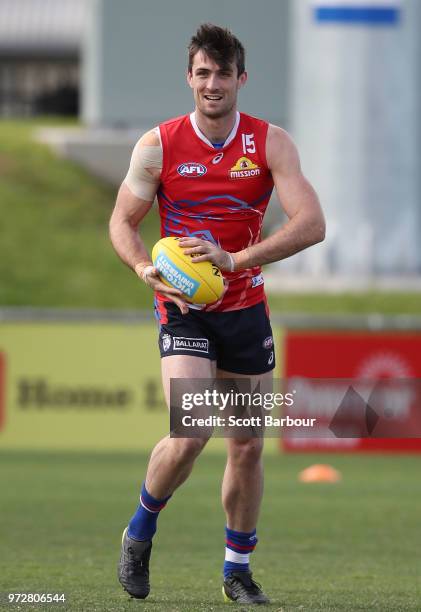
[110,23,325,605]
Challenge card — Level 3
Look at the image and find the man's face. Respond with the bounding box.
[187,51,247,120]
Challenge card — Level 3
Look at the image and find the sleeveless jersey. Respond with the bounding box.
[157,111,274,312]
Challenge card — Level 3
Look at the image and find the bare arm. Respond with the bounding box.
[109,129,188,313]
[233,125,325,269]
[110,182,154,270]
[179,124,325,271]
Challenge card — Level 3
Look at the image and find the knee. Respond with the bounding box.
[173,437,208,464]
[228,438,263,467]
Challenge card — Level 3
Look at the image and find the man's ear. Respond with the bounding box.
[238,71,248,89]
[187,71,193,89]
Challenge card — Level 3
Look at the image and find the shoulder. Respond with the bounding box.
[137,128,161,147]
[265,124,300,173]
[158,115,191,147]
[134,115,189,148]
[266,124,296,152]
[159,114,190,130]
[239,112,269,132]
[126,127,163,182]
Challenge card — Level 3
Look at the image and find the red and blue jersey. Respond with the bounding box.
[157,111,274,312]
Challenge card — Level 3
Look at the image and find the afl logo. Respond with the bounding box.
[177,162,207,178]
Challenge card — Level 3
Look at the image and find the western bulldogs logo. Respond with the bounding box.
[162,334,172,352]
[252,273,264,288]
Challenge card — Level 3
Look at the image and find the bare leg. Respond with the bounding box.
[145,435,208,498]
[144,355,216,499]
[222,437,264,531]
[219,370,273,531]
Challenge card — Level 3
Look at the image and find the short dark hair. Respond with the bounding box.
[188,23,246,77]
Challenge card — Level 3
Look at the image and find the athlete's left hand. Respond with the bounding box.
[179,237,234,272]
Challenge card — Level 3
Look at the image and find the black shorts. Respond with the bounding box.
[155,300,275,375]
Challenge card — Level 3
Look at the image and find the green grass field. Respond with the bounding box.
[1,450,420,611]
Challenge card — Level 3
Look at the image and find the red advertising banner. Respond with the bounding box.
[282,331,421,453]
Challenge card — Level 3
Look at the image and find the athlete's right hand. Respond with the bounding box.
[135,263,189,315]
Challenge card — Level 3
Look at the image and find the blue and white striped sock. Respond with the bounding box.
[223,526,258,578]
[127,483,171,541]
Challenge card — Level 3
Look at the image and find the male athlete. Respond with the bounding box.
[110,24,325,605]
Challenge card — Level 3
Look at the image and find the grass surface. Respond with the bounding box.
[0,118,420,315]
[1,450,420,611]
[0,119,159,309]
[267,292,421,316]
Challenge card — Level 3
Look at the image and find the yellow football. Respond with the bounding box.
[151,237,224,305]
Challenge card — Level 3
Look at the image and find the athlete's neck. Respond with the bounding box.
[194,108,237,145]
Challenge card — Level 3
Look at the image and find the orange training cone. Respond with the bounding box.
[298,464,342,483]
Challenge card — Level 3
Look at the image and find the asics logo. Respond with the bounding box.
[212,152,224,165]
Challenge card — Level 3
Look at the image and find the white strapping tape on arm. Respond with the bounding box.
[124,139,162,202]
[227,252,235,272]
[140,265,155,284]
